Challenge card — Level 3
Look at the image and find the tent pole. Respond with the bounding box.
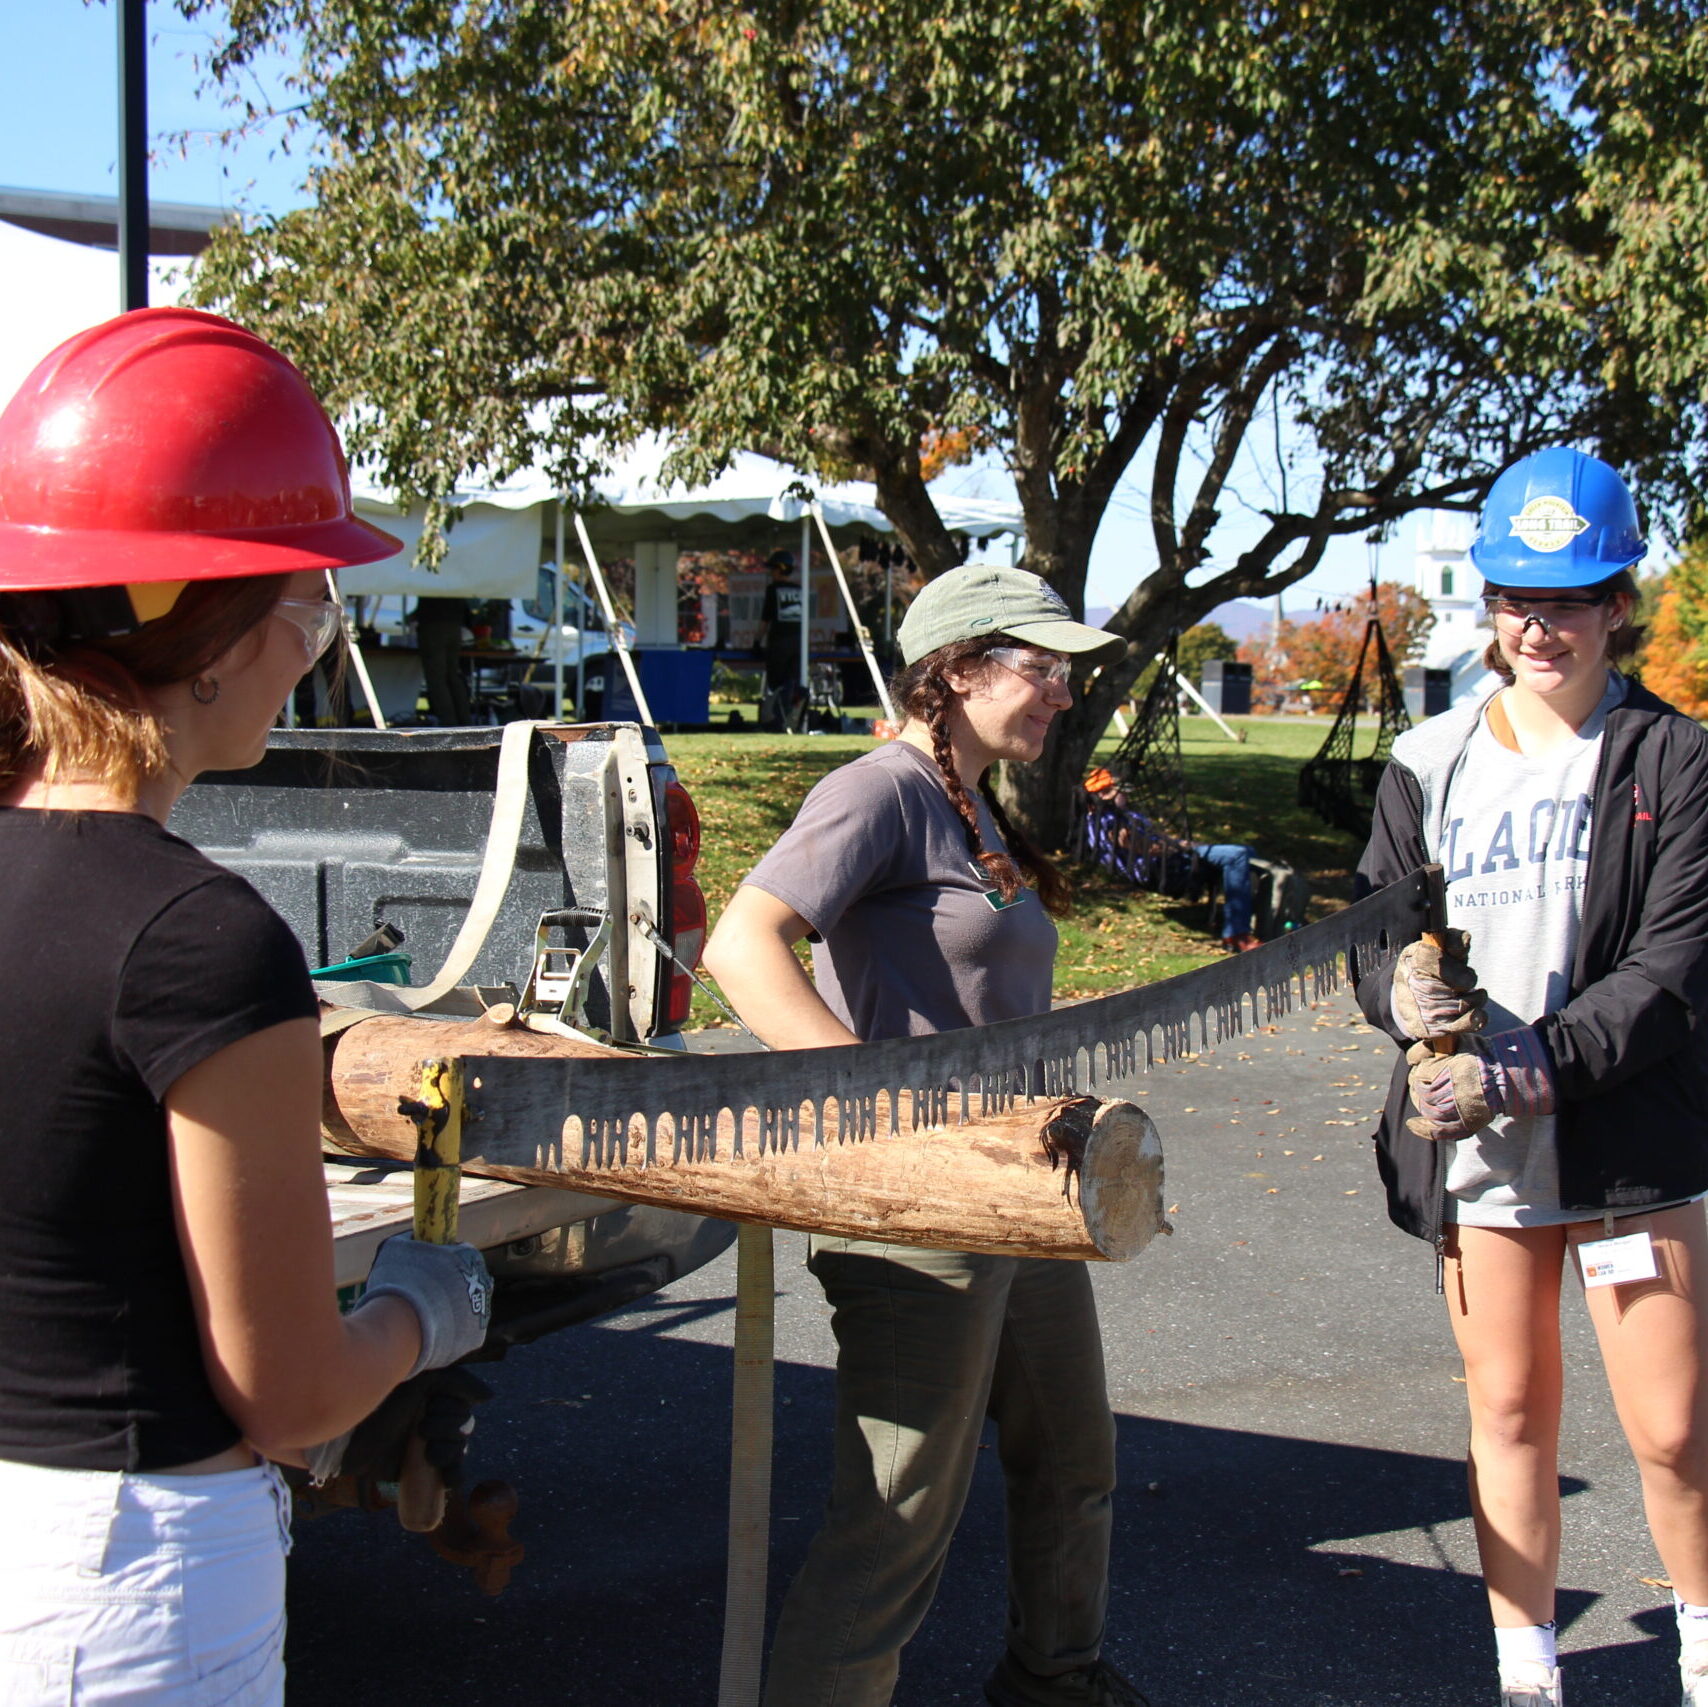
[325,569,388,731]
[554,502,566,720]
[117,0,149,312]
[1174,670,1245,743]
[798,517,812,729]
[572,511,655,727]
[810,503,895,723]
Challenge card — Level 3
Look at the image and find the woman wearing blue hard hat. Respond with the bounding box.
[1358,448,1708,1705]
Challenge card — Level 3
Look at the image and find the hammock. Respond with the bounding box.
[1073,630,1205,901]
[1104,630,1193,844]
[1297,616,1412,838]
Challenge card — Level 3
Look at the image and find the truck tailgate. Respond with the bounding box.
[325,1158,614,1289]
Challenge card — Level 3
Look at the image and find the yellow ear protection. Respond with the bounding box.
[0,581,189,651]
[125,581,188,626]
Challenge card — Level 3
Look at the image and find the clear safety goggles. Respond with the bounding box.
[1482,590,1615,634]
[988,646,1073,689]
[274,596,344,663]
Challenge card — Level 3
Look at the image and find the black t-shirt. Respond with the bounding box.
[761,579,804,674]
[0,808,318,1470]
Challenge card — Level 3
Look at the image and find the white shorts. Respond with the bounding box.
[0,1455,292,1707]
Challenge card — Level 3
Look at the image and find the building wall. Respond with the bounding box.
[1414,509,1497,704]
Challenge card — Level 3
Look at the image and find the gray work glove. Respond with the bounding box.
[1390,930,1488,1040]
[358,1233,493,1380]
[1405,1028,1556,1141]
[304,1366,492,1487]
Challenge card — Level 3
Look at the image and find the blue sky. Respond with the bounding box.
[4,1,1400,612]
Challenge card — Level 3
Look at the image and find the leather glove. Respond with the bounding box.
[305,1366,492,1487]
[1390,930,1487,1040]
[358,1234,493,1379]
[1405,1027,1556,1141]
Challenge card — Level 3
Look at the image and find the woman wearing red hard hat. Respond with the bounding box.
[0,309,492,1705]
[1357,449,1708,1706]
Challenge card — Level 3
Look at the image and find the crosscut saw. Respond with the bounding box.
[431,863,1442,1169]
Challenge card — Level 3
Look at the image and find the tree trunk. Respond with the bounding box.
[323,1015,1170,1262]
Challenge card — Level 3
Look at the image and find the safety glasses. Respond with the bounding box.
[988,646,1073,689]
[1482,590,1615,632]
[273,596,344,664]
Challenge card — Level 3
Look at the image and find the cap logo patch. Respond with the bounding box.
[1037,587,1070,616]
[1509,496,1590,553]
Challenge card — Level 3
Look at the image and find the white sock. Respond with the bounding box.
[1675,1595,1708,1639]
[1495,1622,1558,1676]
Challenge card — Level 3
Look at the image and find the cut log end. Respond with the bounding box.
[1077,1101,1170,1261]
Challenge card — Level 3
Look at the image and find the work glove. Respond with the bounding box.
[305,1366,492,1487]
[358,1233,493,1380]
[1390,930,1488,1040]
[1405,1027,1556,1141]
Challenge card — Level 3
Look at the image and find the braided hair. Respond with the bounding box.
[890,634,1072,918]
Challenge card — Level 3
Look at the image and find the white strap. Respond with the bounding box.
[398,718,541,1011]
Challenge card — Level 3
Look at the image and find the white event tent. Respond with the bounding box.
[0,219,1026,723]
[349,437,1026,724]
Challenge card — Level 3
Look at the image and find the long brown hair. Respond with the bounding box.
[1480,569,1644,683]
[0,574,290,799]
[890,634,1073,918]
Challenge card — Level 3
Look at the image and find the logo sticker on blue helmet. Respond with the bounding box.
[1509,497,1591,554]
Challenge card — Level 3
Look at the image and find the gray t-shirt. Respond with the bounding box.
[743,741,1058,1041]
[1442,674,1623,1224]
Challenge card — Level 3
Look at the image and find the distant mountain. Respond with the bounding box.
[1085,599,1272,640]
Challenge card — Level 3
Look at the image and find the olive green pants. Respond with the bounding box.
[760,1240,1116,1707]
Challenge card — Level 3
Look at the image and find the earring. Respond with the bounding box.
[191,675,221,705]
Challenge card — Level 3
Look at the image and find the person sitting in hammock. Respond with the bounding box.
[1082,769,1261,952]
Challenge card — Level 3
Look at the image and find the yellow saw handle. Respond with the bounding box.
[397,1057,464,1532]
[410,1057,464,1243]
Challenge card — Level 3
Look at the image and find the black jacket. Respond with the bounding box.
[1356,678,1708,1247]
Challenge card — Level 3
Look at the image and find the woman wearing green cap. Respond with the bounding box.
[704,564,1146,1707]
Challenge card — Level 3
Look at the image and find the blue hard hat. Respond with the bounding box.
[1469,448,1646,588]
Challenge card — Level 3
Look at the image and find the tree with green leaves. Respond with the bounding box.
[186,0,1708,840]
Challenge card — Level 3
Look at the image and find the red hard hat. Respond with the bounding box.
[0,306,400,592]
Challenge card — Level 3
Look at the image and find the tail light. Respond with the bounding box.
[665,781,700,875]
[663,780,705,1028]
[666,877,707,1026]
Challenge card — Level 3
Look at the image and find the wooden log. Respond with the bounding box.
[323,1015,1169,1261]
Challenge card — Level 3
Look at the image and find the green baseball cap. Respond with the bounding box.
[897,564,1125,667]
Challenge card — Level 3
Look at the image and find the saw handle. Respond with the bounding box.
[1420,931,1459,1057]
[1418,866,1458,1058]
[396,1057,464,1533]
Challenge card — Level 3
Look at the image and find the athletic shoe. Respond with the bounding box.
[1499,1661,1562,1705]
[1681,1632,1708,1705]
[983,1654,1151,1707]
[1222,932,1262,953]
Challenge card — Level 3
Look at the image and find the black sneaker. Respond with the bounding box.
[983,1654,1152,1707]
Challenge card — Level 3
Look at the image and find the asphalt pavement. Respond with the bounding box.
[284,994,1680,1706]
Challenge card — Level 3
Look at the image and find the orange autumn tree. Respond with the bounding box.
[1238,582,1435,702]
[1642,545,1708,718]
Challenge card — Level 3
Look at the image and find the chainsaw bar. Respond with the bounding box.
[463,865,1439,1169]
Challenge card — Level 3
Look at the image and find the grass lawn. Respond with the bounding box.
[667,711,1387,1025]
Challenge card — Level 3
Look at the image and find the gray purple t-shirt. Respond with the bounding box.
[743,741,1058,1042]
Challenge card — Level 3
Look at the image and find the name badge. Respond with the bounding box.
[1576,1230,1658,1289]
[969,861,1027,911]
